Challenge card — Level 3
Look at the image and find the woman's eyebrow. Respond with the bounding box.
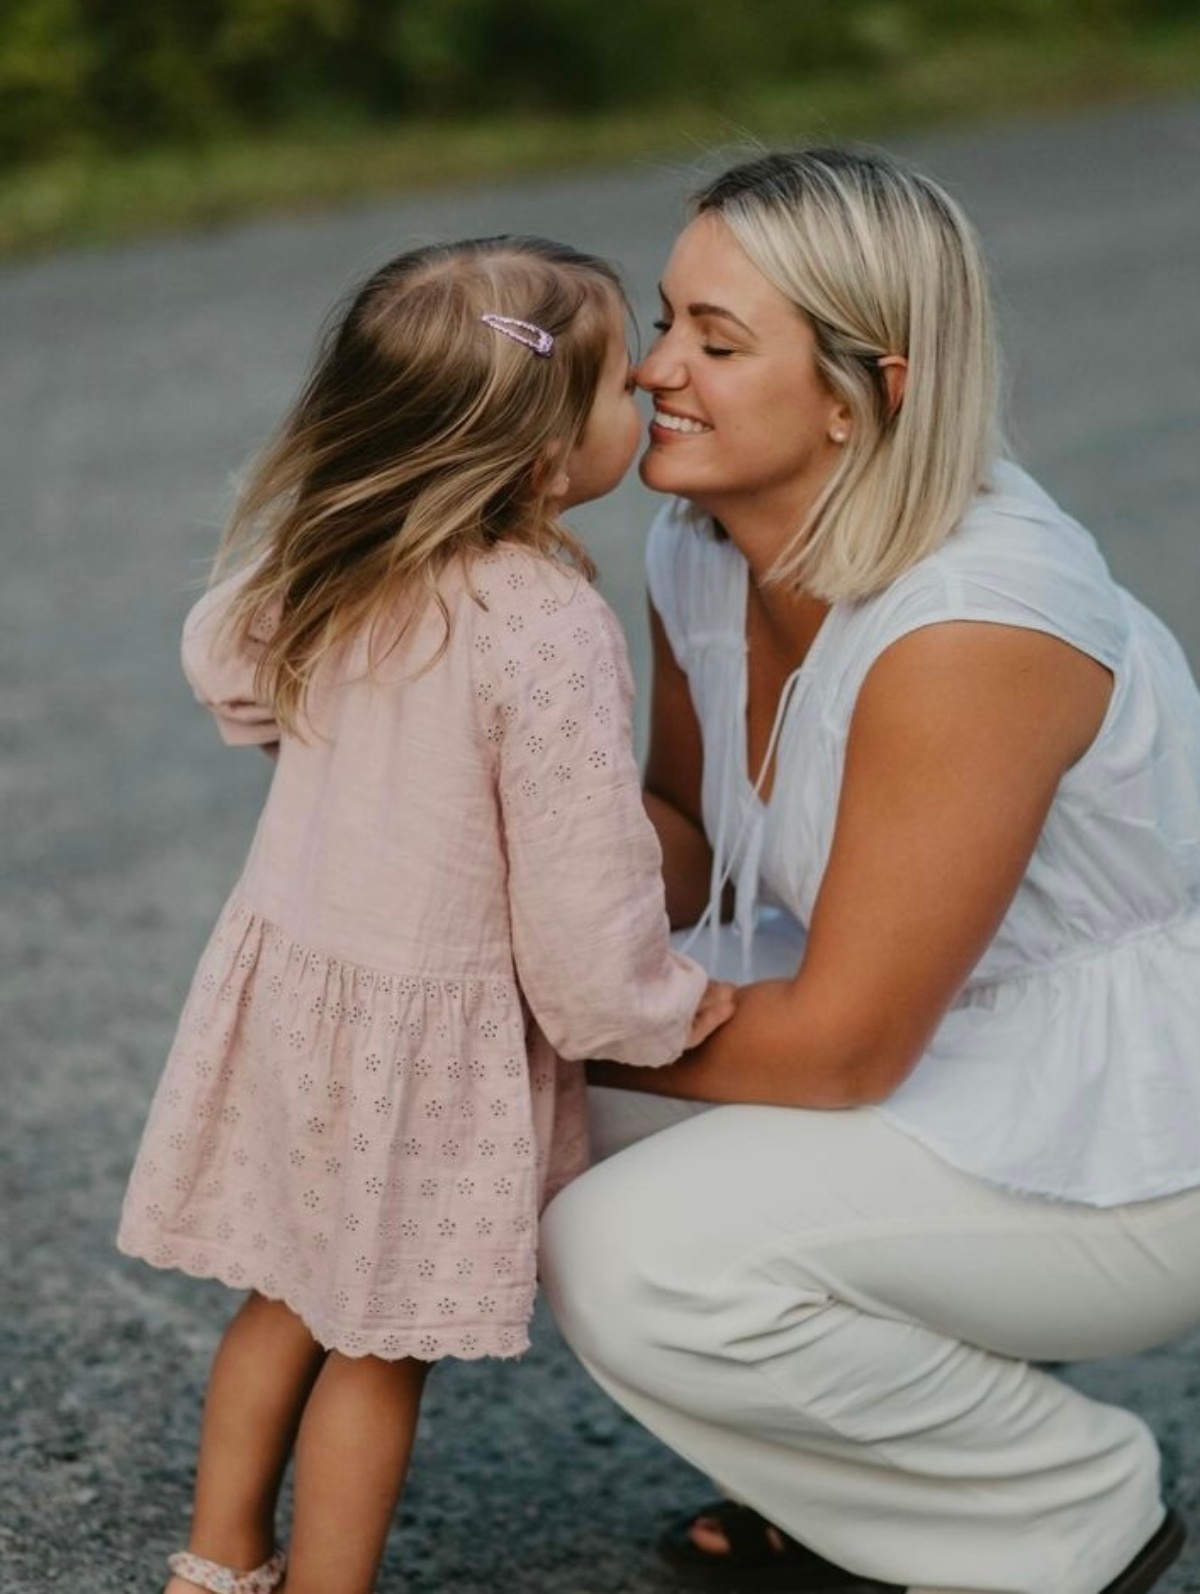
[689,301,754,335]
[656,285,754,337]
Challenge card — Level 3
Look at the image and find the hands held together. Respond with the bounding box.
[686,979,737,1050]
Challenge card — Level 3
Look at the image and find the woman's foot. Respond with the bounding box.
[659,1500,1186,1594]
[1098,1511,1186,1594]
[657,1500,898,1591]
[687,1505,793,1559]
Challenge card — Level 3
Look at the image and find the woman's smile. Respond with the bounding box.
[650,406,713,437]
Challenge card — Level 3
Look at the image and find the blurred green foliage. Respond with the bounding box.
[0,0,1193,167]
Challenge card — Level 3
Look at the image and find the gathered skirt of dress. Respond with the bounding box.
[117,896,587,1360]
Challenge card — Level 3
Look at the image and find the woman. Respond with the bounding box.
[540,148,1200,1594]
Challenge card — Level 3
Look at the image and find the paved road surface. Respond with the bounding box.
[3,95,1199,1594]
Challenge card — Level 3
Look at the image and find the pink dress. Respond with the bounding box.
[117,543,706,1360]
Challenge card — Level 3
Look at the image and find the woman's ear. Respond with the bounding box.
[877,354,908,416]
[828,400,852,446]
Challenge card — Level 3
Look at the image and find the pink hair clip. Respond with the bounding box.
[480,313,554,357]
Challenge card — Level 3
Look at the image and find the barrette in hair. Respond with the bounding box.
[480,313,554,356]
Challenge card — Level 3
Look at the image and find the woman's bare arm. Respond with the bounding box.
[643,601,714,928]
[593,620,1113,1107]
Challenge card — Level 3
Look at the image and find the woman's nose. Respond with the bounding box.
[634,340,681,391]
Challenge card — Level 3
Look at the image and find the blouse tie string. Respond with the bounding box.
[682,665,805,981]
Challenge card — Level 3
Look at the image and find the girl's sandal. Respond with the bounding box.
[167,1547,286,1594]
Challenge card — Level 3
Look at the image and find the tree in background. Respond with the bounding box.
[0,0,1192,170]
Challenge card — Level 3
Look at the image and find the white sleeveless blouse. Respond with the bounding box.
[647,461,1200,1205]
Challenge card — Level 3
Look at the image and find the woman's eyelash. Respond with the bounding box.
[651,319,735,357]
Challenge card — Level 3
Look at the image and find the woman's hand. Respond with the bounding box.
[686,980,737,1049]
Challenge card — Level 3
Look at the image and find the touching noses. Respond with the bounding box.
[634,330,683,394]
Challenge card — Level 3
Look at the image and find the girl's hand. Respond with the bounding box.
[686,980,737,1049]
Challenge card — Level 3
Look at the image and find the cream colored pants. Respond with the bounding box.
[541,1092,1200,1594]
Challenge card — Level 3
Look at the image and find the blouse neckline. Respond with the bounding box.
[734,550,836,810]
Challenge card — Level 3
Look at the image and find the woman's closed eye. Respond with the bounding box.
[651,318,737,358]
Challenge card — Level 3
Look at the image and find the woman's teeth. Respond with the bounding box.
[654,410,711,434]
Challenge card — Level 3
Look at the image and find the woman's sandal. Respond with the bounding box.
[167,1546,286,1594]
[658,1500,1186,1594]
[657,1500,899,1592]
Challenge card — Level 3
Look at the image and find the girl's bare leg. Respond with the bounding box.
[283,1352,430,1594]
[166,1292,325,1594]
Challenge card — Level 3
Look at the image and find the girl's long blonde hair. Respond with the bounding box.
[693,148,1003,601]
[215,236,625,732]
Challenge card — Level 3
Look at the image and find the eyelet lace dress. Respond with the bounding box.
[118,544,706,1359]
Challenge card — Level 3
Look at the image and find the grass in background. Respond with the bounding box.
[2,20,1199,258]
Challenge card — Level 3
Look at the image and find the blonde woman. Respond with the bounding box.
[541,149,1200,1594]
[117,235,733,1594]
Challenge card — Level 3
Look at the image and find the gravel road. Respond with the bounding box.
[2,94,1199,1594]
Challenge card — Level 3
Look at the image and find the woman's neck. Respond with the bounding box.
[701,489,830,653]
[700,475,828,592]
[745,563,829,665]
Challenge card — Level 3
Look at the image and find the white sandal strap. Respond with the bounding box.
[168,1547,286,1594]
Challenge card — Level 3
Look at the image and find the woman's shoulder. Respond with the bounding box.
[865,462,1127,658]
[806,463,1132,730]
[936,461,1111,583]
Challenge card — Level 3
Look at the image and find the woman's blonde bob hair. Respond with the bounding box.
[215,235,625,732]
[692,147,1003,600]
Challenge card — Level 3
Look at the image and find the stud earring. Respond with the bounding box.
[831,429,848,444]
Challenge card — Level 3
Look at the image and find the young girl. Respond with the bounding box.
[118,235,731,1594]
